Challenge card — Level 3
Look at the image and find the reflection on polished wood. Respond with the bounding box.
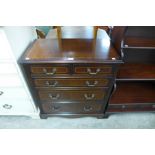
[46,26,110,39]
[23,38,121,63]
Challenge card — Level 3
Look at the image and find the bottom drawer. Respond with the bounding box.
[0,99,35,114]
[107,103,155,113]
[41,102,103,114]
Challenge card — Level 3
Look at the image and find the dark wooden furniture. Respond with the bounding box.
[20,26,155,119]
[107,26,155,115]
[19,28,123,119]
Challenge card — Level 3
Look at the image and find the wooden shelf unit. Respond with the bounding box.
[107,81,155,113]
[107,26,155,115]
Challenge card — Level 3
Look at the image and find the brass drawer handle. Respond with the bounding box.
[43,68,57,75]
[86,80,98,87]
[0,91,4,95]
[46,81,58,87]
[84,105,93,112]
[3,104,12,109]
[121,105,126,109]
[84,94,95,100]
[49,94,60,100]
[52,105,60,111]
[87,68,101,75]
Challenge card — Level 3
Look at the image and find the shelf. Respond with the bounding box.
[125,27,155,38]
[123,37,155,49]
[124,27,155,48]
[117,63,155,80]
[109,81,155,104]
[107,81,155,113]
[107,27,155,114]
[122,27,155,63]
[122,47,155,63]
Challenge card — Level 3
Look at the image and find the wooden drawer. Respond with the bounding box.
[42,102,103,114]
[74,65,112,75]
[34,78,110,87]
[0,29,13,62]
[0,63,18,74]
[0,87,35,114]
[0,87,29,100]
[0,99,35,114]
[38,89,107,102]
[107,103,155,113]
[30,65,70,76]
[0,74,22,87]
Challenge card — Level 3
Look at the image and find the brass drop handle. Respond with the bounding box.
[86,80,98,87]
[43,68,57,75]
[3,104,12,109]
[87,68,101,75]
[49,94,60,100]
[52,105,60,111]
[122,105,126,109]
[84,94,95,100]
[46,81,58,87]
[84,105,93,112]
[0,91,4,95]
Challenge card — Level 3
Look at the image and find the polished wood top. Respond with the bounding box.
[46,26,109,39]
[21,29,122,63]
[46,26,94,39]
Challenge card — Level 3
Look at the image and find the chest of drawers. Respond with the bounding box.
[19,30,123,119]
[22,63,119,118]
[0,27,39,118]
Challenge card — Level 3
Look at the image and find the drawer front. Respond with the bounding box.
[42,102,103,114]
[0,63,17,74]
[30,65,70,75]
[0,74,22,87]
[74,65,112,75]
[38,89,106,102]
[0,87,29,100]
[34,78,110,87]
[0,99,34,113]
[107,103,155,113]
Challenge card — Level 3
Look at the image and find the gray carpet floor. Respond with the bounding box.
[0,112,155,128]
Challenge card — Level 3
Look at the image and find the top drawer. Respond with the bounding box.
[0,29,13,62]
[0,63,18,74]
[74,64,113,76]
[30,64,70,76]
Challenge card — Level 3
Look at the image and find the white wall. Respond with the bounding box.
[4,26,37,60]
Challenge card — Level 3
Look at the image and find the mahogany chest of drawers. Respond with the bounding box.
[19,30,123,119]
